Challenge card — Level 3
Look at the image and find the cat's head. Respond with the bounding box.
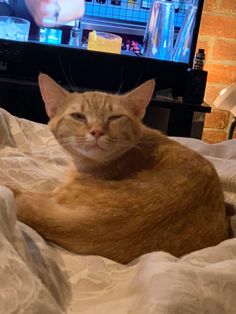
[39,74,155,164]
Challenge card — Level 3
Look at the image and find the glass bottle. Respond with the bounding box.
[172,5,197,63]
[142,1,175,61]
[69,20,81,47]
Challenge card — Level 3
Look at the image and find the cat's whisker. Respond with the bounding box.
[132,145,144,153]
[60,137,85,142]
[138,139,156,144]
[60,139,87,145]
[60,143,84,148]
[60,140,85,145]
[31,143,64,153]
[58,54,78,92]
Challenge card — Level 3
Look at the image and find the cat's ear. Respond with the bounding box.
[124,79,155,119]
[38,73,69,118]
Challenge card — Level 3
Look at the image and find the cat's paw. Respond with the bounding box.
[14,193,33,223]
[14,192,48,225]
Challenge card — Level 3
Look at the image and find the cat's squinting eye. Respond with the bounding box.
[107,115,124,122]
[70,113,87,122]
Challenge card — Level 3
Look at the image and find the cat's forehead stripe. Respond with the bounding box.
[102,94,111,112]
[81,93,116,113]
[108,103,113,113]
[99,94,106,112]
[80,102,85,112]
[84,97,91,111]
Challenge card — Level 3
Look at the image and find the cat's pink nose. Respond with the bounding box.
[90,129,104,139]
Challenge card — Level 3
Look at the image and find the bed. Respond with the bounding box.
[0,108,236,314]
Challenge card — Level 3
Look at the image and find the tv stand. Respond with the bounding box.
[144,96,211,139]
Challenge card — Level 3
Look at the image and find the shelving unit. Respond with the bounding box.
[84,0,196,27]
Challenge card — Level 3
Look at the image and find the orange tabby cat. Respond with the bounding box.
[14,74,229,263]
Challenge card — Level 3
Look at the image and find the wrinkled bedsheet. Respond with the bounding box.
[0,108,236,314]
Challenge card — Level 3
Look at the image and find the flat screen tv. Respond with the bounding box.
[0,0,205,122]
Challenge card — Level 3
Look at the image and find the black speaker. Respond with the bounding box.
[183,68,208,105]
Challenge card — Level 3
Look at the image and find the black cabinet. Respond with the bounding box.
[144,97,211,139]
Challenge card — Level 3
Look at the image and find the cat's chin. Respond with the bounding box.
[86,144,106,153]
[61,142,108,163]
[73,146,131,171]
[73,148,112,165]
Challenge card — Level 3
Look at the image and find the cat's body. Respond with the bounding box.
[14,74,229,263]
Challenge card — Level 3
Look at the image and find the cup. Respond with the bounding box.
[0,16,30,41]
[87,31,122,54]
[142,1,175,61]
[172,5,197,63]
[39,28,62,45]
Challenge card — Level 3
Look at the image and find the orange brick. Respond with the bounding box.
[204,109,230,129]
[203,0,219,11]
[204,84,225,104]
[212,39,236,61]
[202,130,227,143]
[205,64,236,84]
[219,0,236,13]
[199,14,236,39]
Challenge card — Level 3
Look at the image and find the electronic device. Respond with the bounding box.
[0,0,205,123]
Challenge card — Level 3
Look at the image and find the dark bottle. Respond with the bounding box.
[193,48,206,70]
[96,0,106,3]
[183,49,208,105]
[111,0,121,5]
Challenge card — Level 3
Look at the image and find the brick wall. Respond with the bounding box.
[196,0,236,143]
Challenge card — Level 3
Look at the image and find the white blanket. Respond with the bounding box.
[0,108,236,314]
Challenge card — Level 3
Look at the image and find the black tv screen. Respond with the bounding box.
[0,0,204,122]
[0,0,202,63]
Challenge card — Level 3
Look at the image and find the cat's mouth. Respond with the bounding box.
[86,143,106,151]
